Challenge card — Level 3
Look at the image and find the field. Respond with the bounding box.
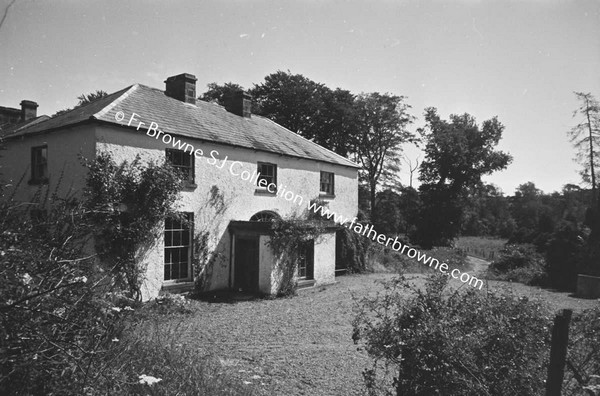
[455,236,508,261]
[132,271,598,395]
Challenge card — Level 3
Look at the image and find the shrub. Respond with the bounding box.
[487,244,548,286]
[369,243,468,275]
[353,274,552,396]
[83,152,183,300]
[545,222,586,291]
[267,215,325,297]
[0,194,122,395]
[564,307,600,396]
[336,226,370,273]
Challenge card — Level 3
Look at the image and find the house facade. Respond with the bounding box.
[0,73,359,301]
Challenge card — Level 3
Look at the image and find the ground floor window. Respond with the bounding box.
[164,212,193,281]
[298,240,314,280]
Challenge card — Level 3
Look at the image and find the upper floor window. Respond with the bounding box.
[30,145,48,184]
[320,171,334,196]
[257,162,277,189]
[166,149,194,184]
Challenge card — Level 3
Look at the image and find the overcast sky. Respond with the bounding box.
[1,0,599,195]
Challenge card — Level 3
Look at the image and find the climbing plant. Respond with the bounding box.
[267,214,326,296]
[83,152,184,300]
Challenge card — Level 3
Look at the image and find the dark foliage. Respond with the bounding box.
[83,152,184,300]
[353,274,551,396]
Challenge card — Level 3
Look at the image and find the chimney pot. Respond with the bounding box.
[20,100,38,121]
[164,73,197,104]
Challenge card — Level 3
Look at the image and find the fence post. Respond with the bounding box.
[545,309,573,396]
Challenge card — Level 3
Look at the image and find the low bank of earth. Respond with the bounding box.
[144,270,598,395]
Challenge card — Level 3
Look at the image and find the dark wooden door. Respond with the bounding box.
[234,236,260,292]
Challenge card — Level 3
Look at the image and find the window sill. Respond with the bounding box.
[255,188,276,196]
[319,193,335,199]
[297,279,316,289]
[182,182,197,191]
[28,179,49,186]
[161,281,195,293]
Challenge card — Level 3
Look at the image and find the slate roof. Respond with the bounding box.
[6,84,359,169]
[1,115,51,138]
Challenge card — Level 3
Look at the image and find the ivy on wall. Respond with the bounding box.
[267,214,326,296]
[83,152,184,300]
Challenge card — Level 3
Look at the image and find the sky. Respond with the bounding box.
[1,0,599,195]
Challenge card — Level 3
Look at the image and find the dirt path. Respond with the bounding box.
[144,271,597,395]
[467,255,491,276]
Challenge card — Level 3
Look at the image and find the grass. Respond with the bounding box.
[369,243,473,274]
[98,273,597,396]
[455,236,508,261]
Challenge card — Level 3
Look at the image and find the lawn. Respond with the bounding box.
[134,272,598,395]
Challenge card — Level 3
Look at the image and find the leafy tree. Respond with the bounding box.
[568,92,600,204]
[372,189,402,235]
[250,70,329,140]
[461,183,514,237]
[199,82,244,106]
[249,71,358,156]
[353,92,415,217]
[53,90,108,117]
[77,90,108,106]
[413,108,512,248]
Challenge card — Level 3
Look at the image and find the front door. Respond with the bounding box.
[234,236,260,293]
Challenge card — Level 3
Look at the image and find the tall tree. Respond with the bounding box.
[199,82,244,106]
[568,92,600,205]
[249,71,358,156]
[250,70,329,141]
[352,92,415,217]
[413,108,512,247]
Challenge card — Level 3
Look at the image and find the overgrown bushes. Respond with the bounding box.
[487,244,549,286]
[0,191,123,395]
[353,274,552,395]
[83,152,183,299]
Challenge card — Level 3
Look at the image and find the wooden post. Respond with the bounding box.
[546,309,573,396]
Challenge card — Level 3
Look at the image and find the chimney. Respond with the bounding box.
[226,91,252,118]
[20,100,38,121]
[164,73,197,104]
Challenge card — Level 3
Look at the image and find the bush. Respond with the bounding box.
[545,222,586,291]
[564,307,600,396]
[353,274,552,396]
[369,243,468,275]
[0,194,122,395]
[487,244,549,286]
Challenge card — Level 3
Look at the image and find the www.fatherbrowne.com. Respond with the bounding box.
[117,111,484,290]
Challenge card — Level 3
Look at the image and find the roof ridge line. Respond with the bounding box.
[255,114,360,168]
[92,84,139,120]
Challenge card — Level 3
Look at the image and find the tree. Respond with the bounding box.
[199,82,244,106]
[372,189,402,235]
[76,90,108,106]
[352,92,415,217]
[53,90,108,117]
[568,92,600,205]
[249,71,358,156]
[250,70,329,140]
[413,108,512,247]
